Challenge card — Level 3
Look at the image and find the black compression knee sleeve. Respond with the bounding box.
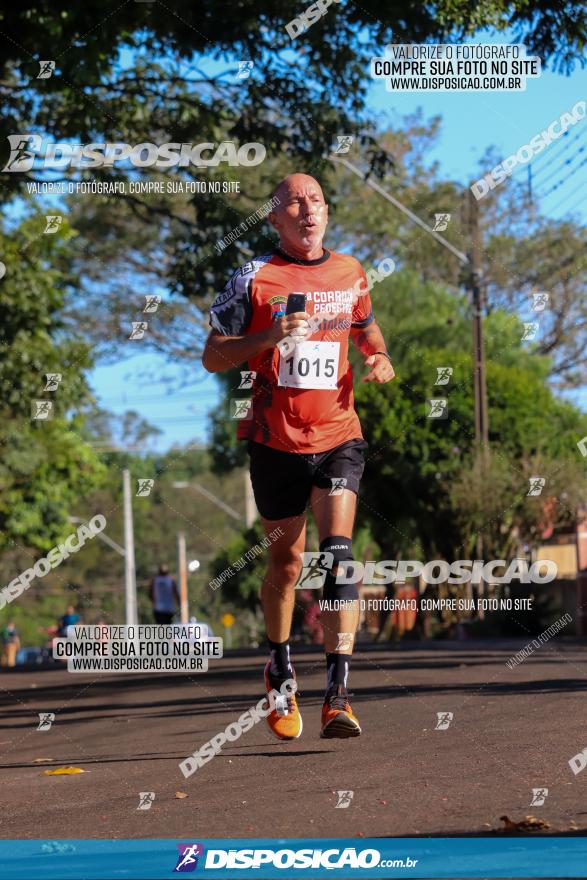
[319,535,359,602]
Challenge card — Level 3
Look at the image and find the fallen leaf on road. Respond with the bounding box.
[498,815,550,833]
[175,791,188,799]
[42,767,86,776]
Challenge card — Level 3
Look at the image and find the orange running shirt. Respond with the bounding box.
[209,248,374,453]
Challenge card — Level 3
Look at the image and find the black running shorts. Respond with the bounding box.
[247,438,368,521]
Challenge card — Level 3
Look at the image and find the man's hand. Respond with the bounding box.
[269,311,311,344]
[363,353,395,383]
[202,312,311,373]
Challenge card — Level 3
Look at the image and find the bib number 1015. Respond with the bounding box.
[277,340,340,390]
[285,356,335,379]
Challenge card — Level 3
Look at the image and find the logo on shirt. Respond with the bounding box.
[305,289,355,315]
[268,295,287,320]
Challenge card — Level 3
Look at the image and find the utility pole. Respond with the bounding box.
[177,532,189,623]
[467,189,490,614]
[467,187,490,452]
[122,469,138,626]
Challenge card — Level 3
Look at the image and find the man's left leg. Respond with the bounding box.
[310,486,362,738]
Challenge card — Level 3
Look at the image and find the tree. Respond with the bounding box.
[353,270,587,559]
[0,430,253,642]
[1,4,584,197]
[328,119,587,385]
[1,2,585,295]
[449,452,584,561]
[0,212,106,553]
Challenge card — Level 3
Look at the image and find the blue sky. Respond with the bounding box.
[369,54,587,218]
[90,35,587,450]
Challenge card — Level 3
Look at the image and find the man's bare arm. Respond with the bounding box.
[202,312,310,373]
[350,322,395,384]
[350,321,387,358]
[202,327,276,373]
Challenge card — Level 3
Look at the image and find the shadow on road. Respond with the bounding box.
[2,677,587,731]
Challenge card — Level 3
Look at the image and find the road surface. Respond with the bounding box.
[1,640,586,840]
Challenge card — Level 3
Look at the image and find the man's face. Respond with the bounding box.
[269,175,328,256]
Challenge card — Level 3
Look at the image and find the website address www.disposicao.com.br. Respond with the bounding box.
[198,847,418,870]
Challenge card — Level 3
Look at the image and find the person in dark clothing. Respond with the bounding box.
[150,564,180,624]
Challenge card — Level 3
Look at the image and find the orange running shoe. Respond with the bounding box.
[263,661,303,740]
[320,685,361,738]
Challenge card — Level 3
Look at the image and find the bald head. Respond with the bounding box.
[272,173,325,203]
[268,173,328,261]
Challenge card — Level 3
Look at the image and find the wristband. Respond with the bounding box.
[373,351,391,362]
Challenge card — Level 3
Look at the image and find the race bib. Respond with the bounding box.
[278,340,339,390]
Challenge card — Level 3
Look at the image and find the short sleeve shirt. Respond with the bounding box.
[209,248,374,453]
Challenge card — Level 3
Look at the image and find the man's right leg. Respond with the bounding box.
[261,514,306,644]
[260,514,306,739]
[247,440,311,738]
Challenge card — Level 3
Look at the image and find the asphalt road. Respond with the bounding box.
[1,639,587,840]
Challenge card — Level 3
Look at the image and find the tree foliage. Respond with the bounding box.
[354,270,587,558]
[2,1,584,201]
[0,212,106,552]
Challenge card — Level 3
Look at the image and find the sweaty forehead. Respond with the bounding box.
[276,175,325,201]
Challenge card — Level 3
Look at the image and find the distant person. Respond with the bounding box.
[1,621,21,667]
[150,564,179,624]
[58,605,80,637]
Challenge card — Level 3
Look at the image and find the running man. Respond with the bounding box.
[202,173,395,739]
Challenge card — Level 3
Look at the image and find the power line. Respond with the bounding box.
[537,156,587,199]
[534,143,587,191]
[550,178,587,216]
[531,126,587,178]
